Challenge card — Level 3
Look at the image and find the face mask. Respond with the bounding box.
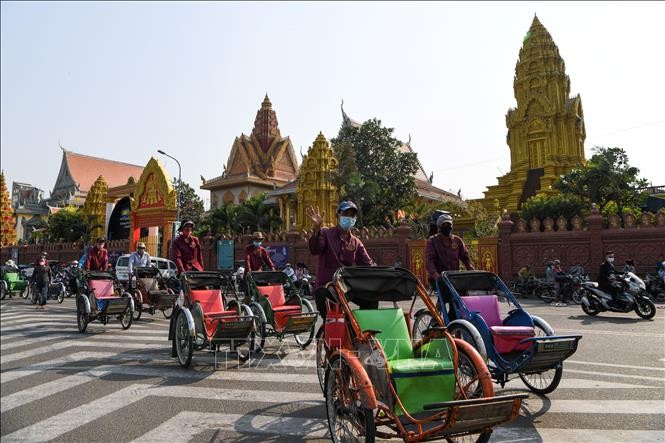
[607,257,614,263]
[339,216,356,230]
[253,241,262,247]
[440,225,453,236]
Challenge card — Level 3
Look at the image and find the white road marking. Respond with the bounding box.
[565,368,665,383]
[557,328,663,338]
[132,411,328,441]
[566,360,665,371]
[523,398,665,415]
[2,384,323,442]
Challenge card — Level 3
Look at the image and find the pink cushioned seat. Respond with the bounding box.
[89,280,116,299]
[462,295,534,354]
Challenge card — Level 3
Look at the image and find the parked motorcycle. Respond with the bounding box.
[644,273,665,302]
[558,273,588,305]
[580,272,656,319]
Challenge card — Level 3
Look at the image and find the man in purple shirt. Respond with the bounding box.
[307,201,374,318]
[426,213,474,280]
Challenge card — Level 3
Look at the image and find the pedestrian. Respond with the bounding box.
[623,259,636,274]
[244,231,275,273]
[170,220,203,273]
[551,259,567,306]
[128,242,151,288]
[85,238,109,271]
[306,201,374,319]
[31,257,51,309]
[34,251,49,267]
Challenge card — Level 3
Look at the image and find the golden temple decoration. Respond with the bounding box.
[296,132,339,230]
[82,175,108,240]
[479,15,586,213]
[131,157,177,212]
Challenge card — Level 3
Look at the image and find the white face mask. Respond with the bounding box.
[607,257,615,263]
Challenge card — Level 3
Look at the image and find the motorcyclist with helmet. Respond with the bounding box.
[599,251,621,304]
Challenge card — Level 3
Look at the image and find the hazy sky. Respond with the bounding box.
[2,1,664,208]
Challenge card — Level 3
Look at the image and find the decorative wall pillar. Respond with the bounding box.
[497,212,514,281]
[587,205,604,279]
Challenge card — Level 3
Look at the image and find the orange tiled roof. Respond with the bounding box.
[66,151,144,192]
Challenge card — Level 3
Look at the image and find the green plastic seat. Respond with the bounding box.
[352,308,456,415]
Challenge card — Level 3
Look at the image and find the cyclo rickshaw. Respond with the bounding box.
[1,267,29,299]
[76,271,134,333]
[244,271,318,351]
[169,271,256,368]
[317,267,526,443]
[413,271,583,394]
[130,266,177,320]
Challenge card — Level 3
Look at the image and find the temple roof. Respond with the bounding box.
[62,150,144,192]
[252,94,282,153]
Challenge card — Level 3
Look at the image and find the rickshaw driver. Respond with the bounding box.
[128,242,151,289]
[86,238,109,271]
[426,214,475,320]
[170,221,203,274]
[306,201,375,319]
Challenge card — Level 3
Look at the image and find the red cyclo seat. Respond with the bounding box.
[190,289,239,337]
[463,295,534,354]
[89,280,116,299]
[260,285,302,331]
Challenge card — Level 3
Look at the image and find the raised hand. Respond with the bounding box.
[305,205,324,229]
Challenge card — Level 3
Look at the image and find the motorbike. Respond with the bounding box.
[644,273,665,302]
[558,273,588,305]
[580,272,656,319]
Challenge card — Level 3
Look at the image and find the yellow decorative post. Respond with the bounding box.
[296,132,339,230]
[0,172,16,246]
[82,175,108,240]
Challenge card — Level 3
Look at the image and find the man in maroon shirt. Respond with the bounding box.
[307,201,374,318]
[244,232,275,273]
[85,238,109,271]
[426,213,474,280]
[170,220,203,273]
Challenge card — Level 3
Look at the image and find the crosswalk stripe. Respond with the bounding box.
[132,411,329,441]
[0,352,116,384]
[523,398,665,415]
[565,368,665,383]
[557,328,663,338]
[1,362,321,413]
[2,384,323,442]
[1,331,169,351]
[1,341,170,364]
[566,359,665,371]
[1,321,169,334]
[495,427,665,442]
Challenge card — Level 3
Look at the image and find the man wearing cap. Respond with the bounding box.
[86,238,109,271]
[34,251,49,267]
[128,242,152,287]
[244,232,275,273]
[170,220,203,273]
[306,201,374,318]
[426,213,474,281]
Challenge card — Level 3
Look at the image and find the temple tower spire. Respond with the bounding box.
[479,15,586,212]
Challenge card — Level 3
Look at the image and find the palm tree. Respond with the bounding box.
[235,193,282,233]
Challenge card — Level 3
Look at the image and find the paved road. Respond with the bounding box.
[1,296,663,442]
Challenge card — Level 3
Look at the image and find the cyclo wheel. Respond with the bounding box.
[131,290,142,321]
[294,298,315,349]
[175,310,193,368]
[325,355,375,443]
[315,325,327,392]
[120,302,134,330]
[250,304,266,351]
[76,298,88,333]
[162,290,175,319]
[453,339,494,400]
[411,309,435,342]
[518,320,563,394]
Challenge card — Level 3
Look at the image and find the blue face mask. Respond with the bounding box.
[339,216,356,230]
[253,241,262,247]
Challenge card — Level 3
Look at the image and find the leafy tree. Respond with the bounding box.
[174,179,204,226]
[554,147,649,214]
[331,119,420,227]
[46,207,101,243]
[235,193,282,233]
[466,201,500,238]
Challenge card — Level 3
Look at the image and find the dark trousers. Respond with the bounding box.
[37,284,48,306]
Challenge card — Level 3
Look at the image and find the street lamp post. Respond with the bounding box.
[157,149,182,223]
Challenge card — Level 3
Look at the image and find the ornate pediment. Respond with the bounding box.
[132,157,177,212]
